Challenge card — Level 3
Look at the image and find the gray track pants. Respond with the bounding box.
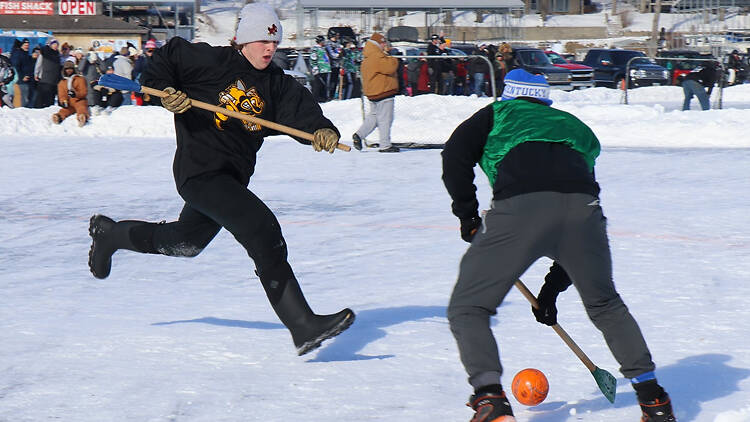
[447,192,655,389]
[355,97,394,148]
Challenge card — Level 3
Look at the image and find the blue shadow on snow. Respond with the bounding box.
[521,353,750,422]
[152,317,284,330]
[151,305,447,363]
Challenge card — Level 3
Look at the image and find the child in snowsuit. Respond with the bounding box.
[442,69,676,422]
[52,60,88,126]
[87,3,353,357]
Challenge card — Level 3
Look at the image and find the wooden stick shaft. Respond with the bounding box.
[140,86,350,151]
[514,280,597,372]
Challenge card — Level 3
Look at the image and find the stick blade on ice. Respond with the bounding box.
[592,366,617,403]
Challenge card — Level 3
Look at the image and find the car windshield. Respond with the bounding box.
[612,51,652,65]
[518,50,552,66]
[545,52,569,65]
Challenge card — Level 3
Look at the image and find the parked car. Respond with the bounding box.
[511,47,573,91]
[327,26,358,45]
[544,50,594,89]
[580,49,669,88]
[655,50,717,85]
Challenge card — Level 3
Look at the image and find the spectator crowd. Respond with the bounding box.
[0,37,160,124]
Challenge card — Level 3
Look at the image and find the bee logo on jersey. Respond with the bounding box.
[215,79,265,132]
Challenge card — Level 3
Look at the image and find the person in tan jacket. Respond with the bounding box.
[53,60,89,127]
[352,32,400,152]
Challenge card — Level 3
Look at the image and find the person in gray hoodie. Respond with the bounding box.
[78,50,104,106]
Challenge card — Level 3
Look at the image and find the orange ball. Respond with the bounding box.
[511,368,549,406]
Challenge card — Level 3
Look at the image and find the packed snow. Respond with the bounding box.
[2,81,750,422]
[2,2,750,421]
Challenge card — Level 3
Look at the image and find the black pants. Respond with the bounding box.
[147,171,292,303]
[313,73,330,102]
[34,82,57,108]
[97,89,123,108]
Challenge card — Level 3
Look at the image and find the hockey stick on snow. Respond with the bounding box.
[97,74,350,152]
[515,279,617,403]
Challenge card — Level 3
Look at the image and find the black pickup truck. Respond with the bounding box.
[581,49,670,88]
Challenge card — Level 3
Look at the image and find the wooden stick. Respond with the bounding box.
[140,86,350,152]
[514,279,617,402]
[514,279,596,372]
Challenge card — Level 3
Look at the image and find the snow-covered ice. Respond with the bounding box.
[2,2,750,419]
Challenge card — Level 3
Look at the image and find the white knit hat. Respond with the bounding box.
[234,3,282,45]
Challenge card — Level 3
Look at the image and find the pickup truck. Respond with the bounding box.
[581,49,670,88]
[512,47,573,91]
[544,50,594,89]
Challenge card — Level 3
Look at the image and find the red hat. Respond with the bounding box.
[144,40,157,49]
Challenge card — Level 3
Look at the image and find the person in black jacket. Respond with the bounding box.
[426,34,443,94]
[33,38,61,108]
[442,69,675,422]
[682,62,717,111]
[87,3,354,357]
[10,38,35,107]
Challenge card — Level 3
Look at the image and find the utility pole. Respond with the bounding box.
[649,0,662,56]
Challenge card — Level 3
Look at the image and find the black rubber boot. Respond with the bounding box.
[635,380,676,422]
[88,214,158,279]
[271,278,355,356]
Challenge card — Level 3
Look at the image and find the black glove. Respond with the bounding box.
[532,262,573,326]
[67,89,76,98]
[460,216,482,243]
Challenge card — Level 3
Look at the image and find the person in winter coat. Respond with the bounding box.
[468,44,491,97]
[441,69,676,422]
[339,41,360,100]
[87,3,353,357]
[426,34,443,94]
[406,55,424,95]
[34,38,61,108]
[325,33,342,100]
[134,39,160,105]
[52,60,89,126]
[113,47,134,105]
[725,50,743,85]
[351,32,400,153]
[0,53,16,108]
[10,38,35,107]
[309,35,332,102]
[682,62,718,111]
[494,42,515,95]
[79,51,104,106]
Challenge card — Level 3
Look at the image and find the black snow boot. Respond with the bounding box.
[271,278,355,356]
[639,392,676,422]
[352,133,363,151]
[467,385,516,422]
[635,380,676,422]
[88,214,158,279]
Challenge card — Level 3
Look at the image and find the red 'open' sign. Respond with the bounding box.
[58,0,95,15]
